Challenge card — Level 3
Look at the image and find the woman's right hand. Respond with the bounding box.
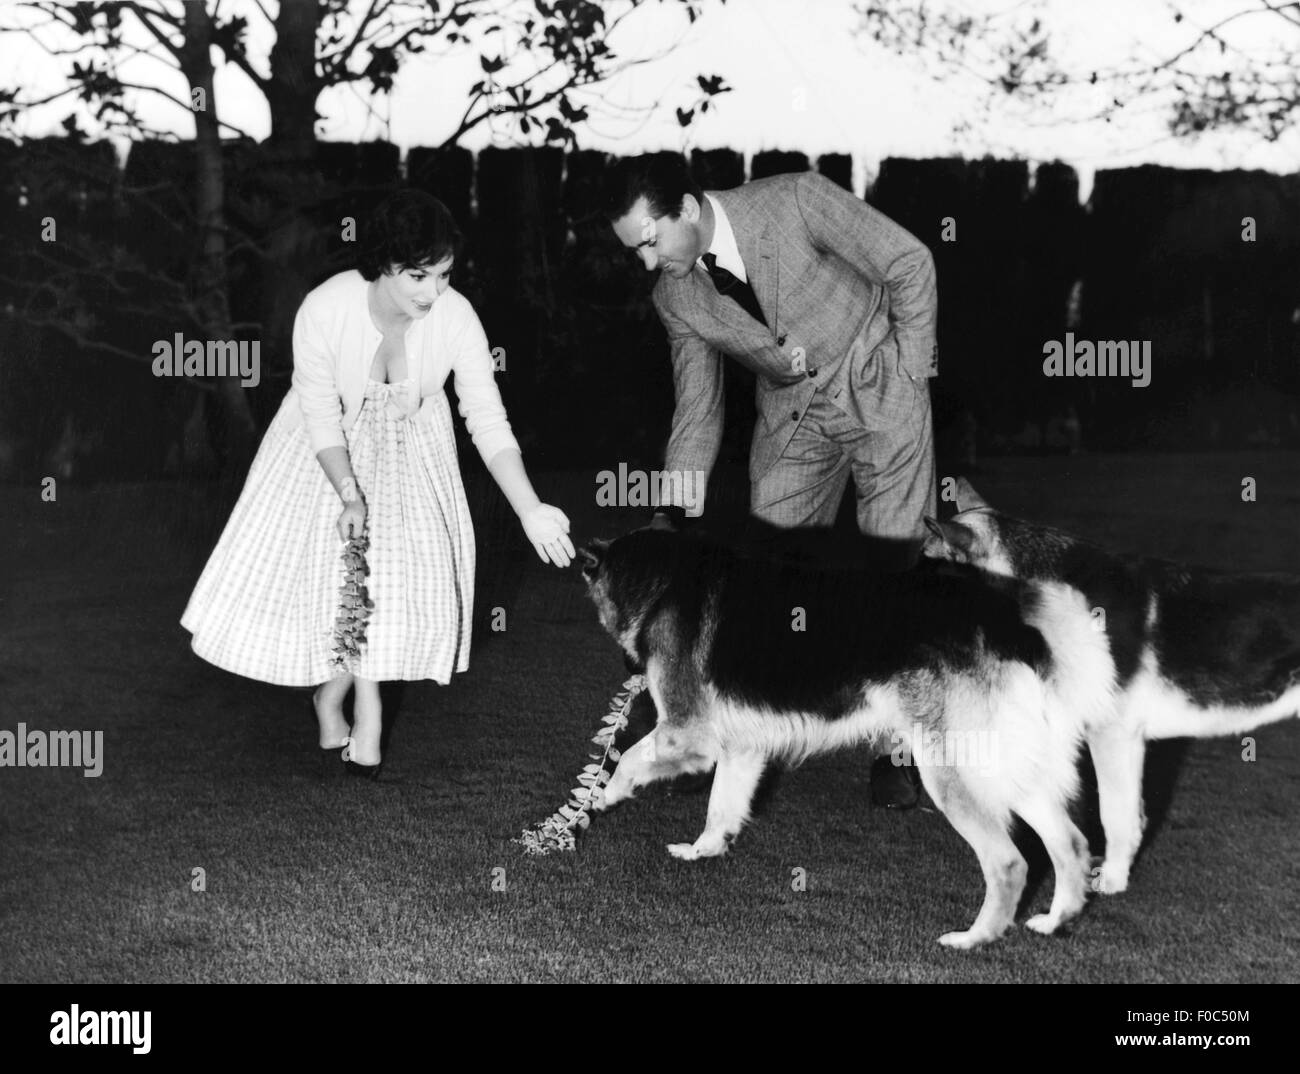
[521,503,574,567]
[337,499,367,541]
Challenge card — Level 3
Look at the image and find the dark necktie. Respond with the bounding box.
[701,252,767,327]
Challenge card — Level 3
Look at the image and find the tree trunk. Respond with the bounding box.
[260,1,328,392]
[181,1,257,475]
[266,1,322,147]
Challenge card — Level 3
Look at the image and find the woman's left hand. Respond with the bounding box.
[522,504,575,567]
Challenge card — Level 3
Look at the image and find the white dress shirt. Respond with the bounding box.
[697,193,749,282]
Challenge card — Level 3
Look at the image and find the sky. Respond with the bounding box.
[2,0,1297,201]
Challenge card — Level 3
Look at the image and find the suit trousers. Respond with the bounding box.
[750,375,936,560]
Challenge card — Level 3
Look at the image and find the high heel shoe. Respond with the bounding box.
[340,736,382,780]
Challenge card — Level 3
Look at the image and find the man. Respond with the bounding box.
[604,152,938,808]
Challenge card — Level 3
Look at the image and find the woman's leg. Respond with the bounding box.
[313,673,353,748]
[348,676,383,765]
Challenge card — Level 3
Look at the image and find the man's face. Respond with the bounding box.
[611,195,704,279]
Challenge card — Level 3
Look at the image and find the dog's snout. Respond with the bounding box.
[578,539,611,580]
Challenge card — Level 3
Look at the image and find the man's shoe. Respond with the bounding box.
[871,756,919,809]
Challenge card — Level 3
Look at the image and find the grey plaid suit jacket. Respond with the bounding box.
[653,171,938,504]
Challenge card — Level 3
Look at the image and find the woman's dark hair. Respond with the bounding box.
[602,152,703,222]
[357,189,463,281]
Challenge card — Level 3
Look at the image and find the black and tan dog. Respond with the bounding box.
[579,527,1114,948]
[922,478,1300,895]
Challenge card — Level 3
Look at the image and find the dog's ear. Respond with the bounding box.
[579,539,610,577]
[954,477,990,513]
[922,517,975,557]
[647,507,685,532]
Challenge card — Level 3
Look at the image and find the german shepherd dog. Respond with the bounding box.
[579,527,1114,948]
[921,478,1300,895]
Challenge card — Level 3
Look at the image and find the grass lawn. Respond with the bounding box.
[2,451,1297,983]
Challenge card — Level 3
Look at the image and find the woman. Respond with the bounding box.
[182,190,573,778]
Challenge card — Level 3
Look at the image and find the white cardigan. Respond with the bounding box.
[272,270,520,465]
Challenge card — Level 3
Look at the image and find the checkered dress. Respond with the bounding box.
[181,378,475,685]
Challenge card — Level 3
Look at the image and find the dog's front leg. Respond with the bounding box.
[596,723,717,811]
[594,727,659,811]
[667,749,766,860]
[598,653,717,813]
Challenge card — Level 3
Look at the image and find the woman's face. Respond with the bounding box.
[375,256,453,319]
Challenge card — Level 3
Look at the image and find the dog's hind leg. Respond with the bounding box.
[667,749,766,860]
[1014,794,1091,935]
[918,764,1026,949]
[1086,721,1147,894]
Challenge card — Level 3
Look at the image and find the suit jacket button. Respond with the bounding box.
[808,368,817,378]
[791,410,799,421]
[777,334,787,346]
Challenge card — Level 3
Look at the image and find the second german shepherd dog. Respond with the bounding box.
[579,527,1114,948]
[921,478,1300,895]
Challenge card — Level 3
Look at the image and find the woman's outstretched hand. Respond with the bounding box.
[522,504,574,567]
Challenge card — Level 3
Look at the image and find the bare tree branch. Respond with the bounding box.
[121,1,186,62]
[853,0,1300,142]
[247,0,276,28]
[0,306,218,391]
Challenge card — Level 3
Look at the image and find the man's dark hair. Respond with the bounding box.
[357,189,463,281]
[602,152,703,222]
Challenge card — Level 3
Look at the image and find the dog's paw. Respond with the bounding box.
[1024,912,1065,935]
[1091,859,1130,895]
[668,830,731,860]
[938,929,996,950]
[593,783,631,813]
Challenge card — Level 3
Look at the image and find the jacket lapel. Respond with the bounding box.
[754,231,778,339]
[709,188,778,341]
[689,267,767,340]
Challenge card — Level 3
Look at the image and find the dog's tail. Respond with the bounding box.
[1029,580,1121,729]
[941,581,1117,817]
